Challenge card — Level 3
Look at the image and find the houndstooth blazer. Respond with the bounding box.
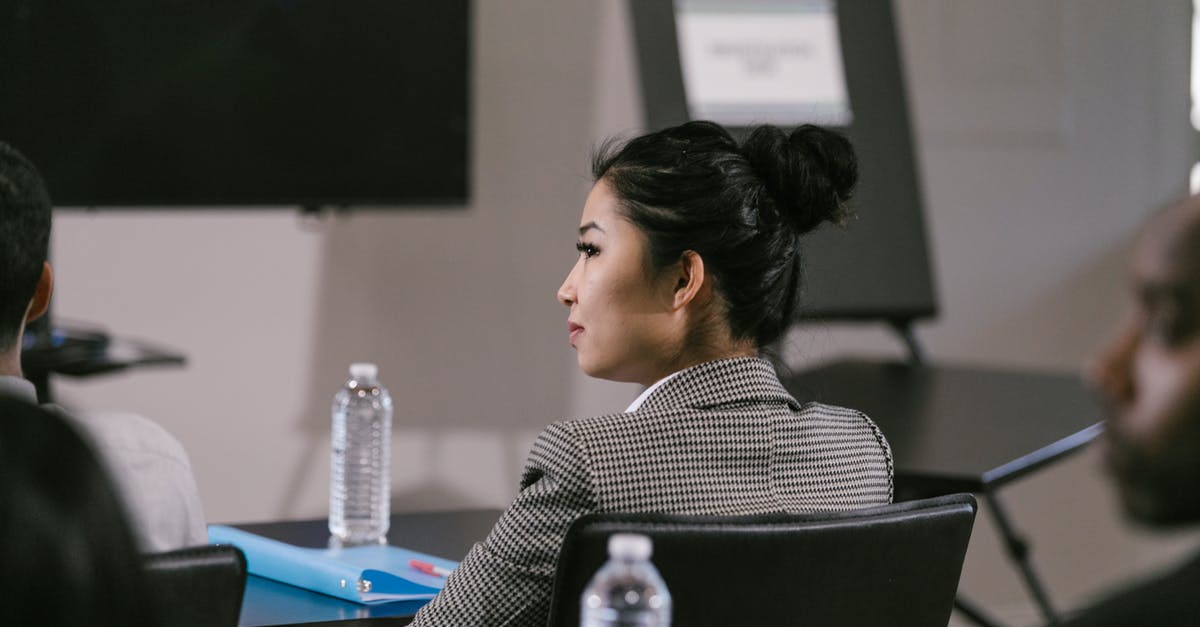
[410,357,893,626]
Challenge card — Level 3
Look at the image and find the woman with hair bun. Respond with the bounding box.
[411,121,892,626]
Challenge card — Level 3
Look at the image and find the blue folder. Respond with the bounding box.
[208,525,458,604]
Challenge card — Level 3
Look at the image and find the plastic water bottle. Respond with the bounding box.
[581,534,672,627]
[329,363,392,546]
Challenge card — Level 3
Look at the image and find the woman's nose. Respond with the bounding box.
[557,261,579,307]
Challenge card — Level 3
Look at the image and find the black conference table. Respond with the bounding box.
[232,509,502,627]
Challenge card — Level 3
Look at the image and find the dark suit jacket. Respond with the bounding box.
[411,357,894,626]
[1059,549,1200,626]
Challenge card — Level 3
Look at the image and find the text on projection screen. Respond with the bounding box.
[675,0,852,127]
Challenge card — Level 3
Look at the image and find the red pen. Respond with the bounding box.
[409,559,453,578]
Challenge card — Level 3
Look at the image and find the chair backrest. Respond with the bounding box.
[547,493,977,627]
[143,544,247,627]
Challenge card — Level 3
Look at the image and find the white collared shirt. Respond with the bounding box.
[625,370,683,412]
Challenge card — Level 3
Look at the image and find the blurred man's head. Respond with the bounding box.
[1089,195,1200,525]
[0,143,53,360]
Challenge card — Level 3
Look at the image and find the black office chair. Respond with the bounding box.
[547,493,977,627]
[144,544,247,627]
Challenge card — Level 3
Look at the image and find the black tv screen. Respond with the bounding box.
[0,0,470,207]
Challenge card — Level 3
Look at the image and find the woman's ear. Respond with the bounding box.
[669,250,707,311]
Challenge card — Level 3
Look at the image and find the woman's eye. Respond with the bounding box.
[576,241,600,258]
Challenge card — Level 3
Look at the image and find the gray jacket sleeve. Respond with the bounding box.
[410,421,593,626]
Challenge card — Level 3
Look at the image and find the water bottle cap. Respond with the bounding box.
[349,363,379,381]
[607,533,652,560]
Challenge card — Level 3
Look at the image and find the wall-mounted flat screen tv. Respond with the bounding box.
[0,0,470,208]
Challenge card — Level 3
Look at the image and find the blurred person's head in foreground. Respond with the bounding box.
[1089,195,1200,526]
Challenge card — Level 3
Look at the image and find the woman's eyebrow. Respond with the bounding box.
[579,221,605,235]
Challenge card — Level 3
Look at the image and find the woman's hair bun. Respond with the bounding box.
[740,124,858,234]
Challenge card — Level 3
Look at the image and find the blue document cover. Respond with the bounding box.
[208,525,458,604]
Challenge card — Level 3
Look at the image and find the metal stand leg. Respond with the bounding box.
[983,490,1060,625]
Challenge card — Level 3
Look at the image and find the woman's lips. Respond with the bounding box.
[568,322,584,345]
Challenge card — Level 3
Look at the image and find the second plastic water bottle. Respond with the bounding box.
[329,362,392,546]
[580,533,672,627]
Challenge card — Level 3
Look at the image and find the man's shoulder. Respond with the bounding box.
[66,410,192,466]
[1062,550,1200,626]
[65,409,208,551]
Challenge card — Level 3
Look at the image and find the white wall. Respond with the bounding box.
[47,0,1200,623]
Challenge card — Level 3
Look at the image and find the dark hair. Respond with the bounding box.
[0,396,159,627]
[593,120,857,348]
[0,143,52,352]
